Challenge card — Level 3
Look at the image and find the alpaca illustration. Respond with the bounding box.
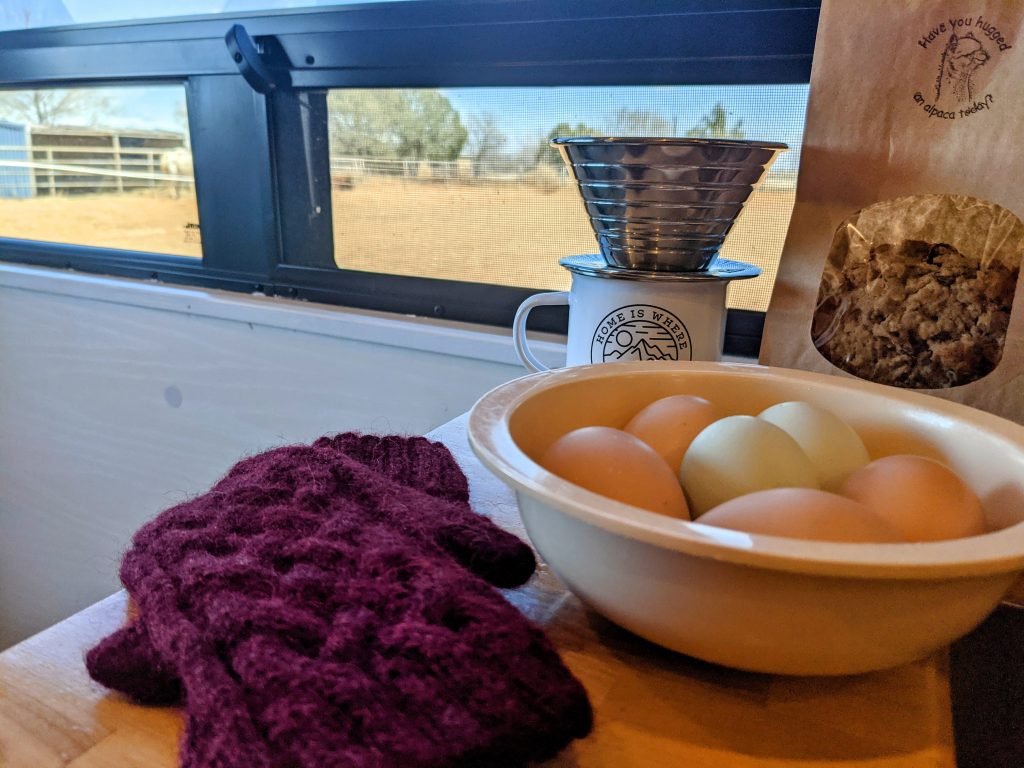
[935,32,990,103]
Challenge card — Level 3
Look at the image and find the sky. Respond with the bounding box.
[0,2,809,169]
[443,85,808,168]
[25,83,807,172]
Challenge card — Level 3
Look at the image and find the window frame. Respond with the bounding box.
[0,0,820,355]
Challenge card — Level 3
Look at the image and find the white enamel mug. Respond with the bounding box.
[513,255,759,372]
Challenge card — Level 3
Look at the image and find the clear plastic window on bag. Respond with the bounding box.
[811,194,1022,389]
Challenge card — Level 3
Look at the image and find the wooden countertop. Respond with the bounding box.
[1,414,1021,768]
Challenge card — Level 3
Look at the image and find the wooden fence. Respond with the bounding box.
[0,143,192,196]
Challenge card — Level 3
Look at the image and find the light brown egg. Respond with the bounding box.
[541,426,690,519]
[698,488,905,543]
[840,455,986,541]
[624,395,720,472]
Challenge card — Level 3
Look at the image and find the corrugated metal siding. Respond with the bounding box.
[0,121,31,198]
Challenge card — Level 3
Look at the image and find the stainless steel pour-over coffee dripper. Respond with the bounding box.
[511,136,787,370]
[551,137,787,272]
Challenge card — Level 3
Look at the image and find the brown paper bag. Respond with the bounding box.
[760,0,1024,422]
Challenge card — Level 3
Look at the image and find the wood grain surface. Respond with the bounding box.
[0,414,964,767]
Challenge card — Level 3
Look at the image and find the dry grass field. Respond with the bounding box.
[333,176,796,311]
[0,178,796,312]
[0,192,203,259]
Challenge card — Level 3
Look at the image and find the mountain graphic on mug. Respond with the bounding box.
[601,322,679,361]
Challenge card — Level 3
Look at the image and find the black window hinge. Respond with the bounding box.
[225,24,293,94]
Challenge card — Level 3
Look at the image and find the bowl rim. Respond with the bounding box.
[466,361,1024,580]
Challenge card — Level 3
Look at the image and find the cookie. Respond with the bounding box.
[812,194,1023,389]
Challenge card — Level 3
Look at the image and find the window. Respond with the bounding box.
[0,85,198,257]
[0,1,357,33]
[0,1,822,350]
[326,85,807,312]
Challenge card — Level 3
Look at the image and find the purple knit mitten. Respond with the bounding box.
[87,434,592,767]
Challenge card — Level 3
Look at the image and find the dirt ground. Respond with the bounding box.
[0,179,795,312]
[0,192,203,259]
[332,177,796,311]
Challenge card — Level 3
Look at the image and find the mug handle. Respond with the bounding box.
[512,291,570,373]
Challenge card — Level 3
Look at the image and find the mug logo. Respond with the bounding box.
[591,304,691,363]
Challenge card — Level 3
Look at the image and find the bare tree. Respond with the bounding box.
[174,100,191,145]
[0,1,73,33]
[685,103,745,139]
[0,88,111,127]
[605,108,674,137]
[463,112,508,173]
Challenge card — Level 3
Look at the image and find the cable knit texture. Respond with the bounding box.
[86,433,592,767]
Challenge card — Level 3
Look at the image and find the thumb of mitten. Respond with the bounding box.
[433,511,536,588]
[85,619,182,705]
[322,433,537,588]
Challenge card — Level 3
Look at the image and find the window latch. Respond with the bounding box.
[225,24,293,94]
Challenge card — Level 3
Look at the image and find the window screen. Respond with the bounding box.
[327,85,807,312]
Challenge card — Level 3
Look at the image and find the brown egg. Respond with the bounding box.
[698,488,905,542]
[840,455,986,541]
[541,426,690,519]
[624,395,720,472]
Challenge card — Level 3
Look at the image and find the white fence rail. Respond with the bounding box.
[0,158,193,183]
[330,156,538,182]
[332,156,798,189]
[0,143,192,195]
[0,148,798,197]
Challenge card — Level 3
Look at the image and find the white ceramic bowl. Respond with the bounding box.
[467,361,1024,675]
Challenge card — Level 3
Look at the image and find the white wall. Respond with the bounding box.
[0,264,565,649]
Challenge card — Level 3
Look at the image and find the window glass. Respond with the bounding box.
[0,1,390,33]
[0,85,199,257]
[327,85,807,312]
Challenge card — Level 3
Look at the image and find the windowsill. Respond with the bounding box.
[0,262,569,369]
[0,262,756,367]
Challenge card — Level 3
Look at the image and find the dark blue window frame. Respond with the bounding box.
[0,0,820,353]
